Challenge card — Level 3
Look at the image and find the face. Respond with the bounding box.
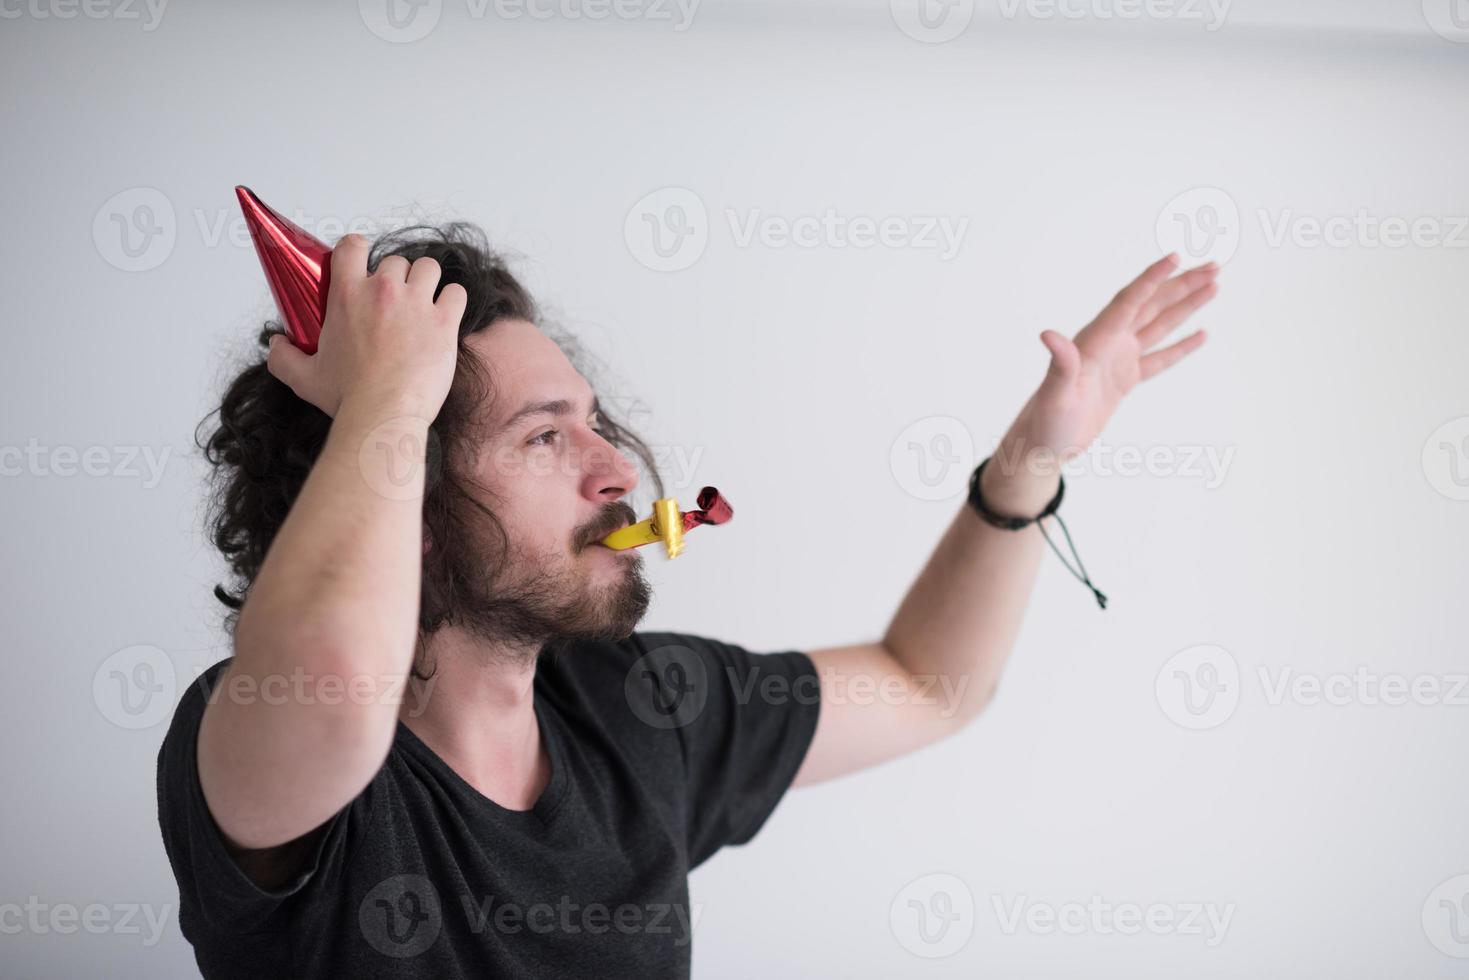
[447,318,652,648]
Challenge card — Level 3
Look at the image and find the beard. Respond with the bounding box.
[450,501,652,654]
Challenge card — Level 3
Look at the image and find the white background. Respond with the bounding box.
[2,0,1467,976]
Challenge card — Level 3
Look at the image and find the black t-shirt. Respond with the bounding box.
[156,631,821,978]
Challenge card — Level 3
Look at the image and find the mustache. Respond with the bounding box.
[574,501,640,552]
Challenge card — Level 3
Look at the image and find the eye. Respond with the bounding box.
[528,429,558,447]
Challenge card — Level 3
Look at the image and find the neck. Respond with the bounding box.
[398,626,550,810]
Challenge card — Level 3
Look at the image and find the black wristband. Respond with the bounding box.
[965,455,1108,610]
[967,456,1065,530]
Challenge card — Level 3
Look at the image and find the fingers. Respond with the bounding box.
[435,281,468,327]
[1138,262,1218,326]
[1105,253,1180,321]
[374,254,411,283]
[1138,277,1219,350]
[266,333,314,397]
[1040,329,1081,382]
[406,256,443,295]
[1139,329,1207,382]
[329,233,369,288]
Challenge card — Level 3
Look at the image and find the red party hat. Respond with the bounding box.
[235,185,331,354]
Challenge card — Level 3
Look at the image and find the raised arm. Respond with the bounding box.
[196,235,465,851]
[794,254,1220,786]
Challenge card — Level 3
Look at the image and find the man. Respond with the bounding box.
[157,220,1218,977]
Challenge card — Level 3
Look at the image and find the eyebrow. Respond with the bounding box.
[502,395,599,430]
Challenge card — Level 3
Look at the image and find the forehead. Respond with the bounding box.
[464,319,593,425]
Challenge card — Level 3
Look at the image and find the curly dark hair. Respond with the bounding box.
[196,221,664,657]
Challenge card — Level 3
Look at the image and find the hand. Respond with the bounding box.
[264,234,467,421]
[1008,253,1218,463]
[980,254,1219,514]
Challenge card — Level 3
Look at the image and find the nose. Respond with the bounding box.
[579,431,640,503]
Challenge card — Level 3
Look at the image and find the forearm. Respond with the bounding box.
[234,394,429,680]
[881,436,1060,723]
[200,396,430,848]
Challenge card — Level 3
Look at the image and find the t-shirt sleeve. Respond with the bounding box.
[627,631,821,869]
[155,658,378,935]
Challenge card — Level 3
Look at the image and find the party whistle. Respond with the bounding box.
[600,487,733,559]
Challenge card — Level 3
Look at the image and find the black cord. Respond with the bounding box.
[967,456,1108,610]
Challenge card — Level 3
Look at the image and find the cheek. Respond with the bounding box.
[498,489,577,558]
